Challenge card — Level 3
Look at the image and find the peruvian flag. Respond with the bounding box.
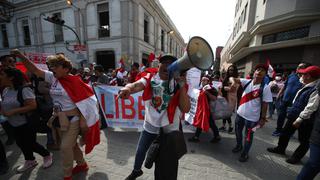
[59,75,100,154]
[266,58,276,78]
[148,53,155,63]
[185,89,210,132]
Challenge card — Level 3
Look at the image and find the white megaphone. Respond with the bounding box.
[168,36,214,77]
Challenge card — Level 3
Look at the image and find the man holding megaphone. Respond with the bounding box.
[118,54,191,180]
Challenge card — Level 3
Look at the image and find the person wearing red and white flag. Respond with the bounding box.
[230,64,272,162]
[11,49,100,180]
[266,58,276,79]
[118,55,190,180]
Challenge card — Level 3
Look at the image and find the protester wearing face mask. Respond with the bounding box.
[267,65,320,164]
[272,63,311,136]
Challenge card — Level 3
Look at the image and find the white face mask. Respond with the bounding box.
[299,77,304,84]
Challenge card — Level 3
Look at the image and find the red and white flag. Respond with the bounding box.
[266,58,276,78]
[59,75,100,154]
[185,89,210,132]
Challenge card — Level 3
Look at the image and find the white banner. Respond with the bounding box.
[94,85,144,129]
[185,88,200,125]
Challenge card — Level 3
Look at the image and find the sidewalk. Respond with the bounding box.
[0,116,319,180]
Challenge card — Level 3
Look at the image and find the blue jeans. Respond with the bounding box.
[235,115,258,155]
[297,143,320,180]
[133,130,158,170]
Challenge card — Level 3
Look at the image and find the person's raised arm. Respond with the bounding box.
[11,49,45,79]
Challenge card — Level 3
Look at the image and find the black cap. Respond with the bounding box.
[159,54,177,63]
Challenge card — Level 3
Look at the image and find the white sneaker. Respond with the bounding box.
[42,153,53,169]
[17,160,38,173]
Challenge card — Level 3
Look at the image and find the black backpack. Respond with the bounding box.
[17,86,51,133]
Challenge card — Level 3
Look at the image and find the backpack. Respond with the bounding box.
[17,86,51,133]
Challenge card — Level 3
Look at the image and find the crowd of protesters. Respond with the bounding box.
[0,49,319,180]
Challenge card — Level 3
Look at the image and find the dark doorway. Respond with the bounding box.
[96,51,115,71]
[142,53,149,67]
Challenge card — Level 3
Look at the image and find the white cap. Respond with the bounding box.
[275,76,281,81]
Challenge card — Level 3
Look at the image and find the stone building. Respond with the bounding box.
[220,0,320,76]
[0,0,185,70]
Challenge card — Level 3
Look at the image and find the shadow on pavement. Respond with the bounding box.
[184,130,300,180]
[103,128,139,166]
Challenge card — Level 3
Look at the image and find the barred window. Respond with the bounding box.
[22,19,31,45]
[262,26,310,44]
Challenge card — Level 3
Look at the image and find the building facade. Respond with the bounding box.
[220,0,320,76]
[0,0,185,70]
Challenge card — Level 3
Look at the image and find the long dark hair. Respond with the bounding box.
[3,68,25,90]
[222,64,239,98]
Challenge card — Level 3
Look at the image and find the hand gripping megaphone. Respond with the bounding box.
[168,36,214,77]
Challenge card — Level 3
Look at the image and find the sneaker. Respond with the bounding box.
[239,153,249,162]
[72,162,89,174]
[228,127,233,133]
[232,145,243,153]
[188,136,200,143]
[16,160,38,173]
[219,127,226,131]
[42,153,53,169]
[125,169,143,180]
[210,136,221,143]
[272,130,281,136]
[286,157,300,164]
[267,147,286,155]
[0,161,9,175]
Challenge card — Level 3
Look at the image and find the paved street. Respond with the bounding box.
[1,117,319,180]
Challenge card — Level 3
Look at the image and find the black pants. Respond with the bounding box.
[195,115,219,138]
[13,123,49,160]
[222,117,232,126]
[277,118,313,160]
[0,139,7,163]
[1,121,15,141]
[155,133,179,180]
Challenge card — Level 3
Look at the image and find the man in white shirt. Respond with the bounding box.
[230,64,273,162]
[118,55,190,180]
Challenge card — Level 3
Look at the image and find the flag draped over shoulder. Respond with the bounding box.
[59,75,100,154]
[192,90,210,132]
[185,89,210,132]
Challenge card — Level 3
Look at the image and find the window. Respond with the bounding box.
[240,11,244,26]
[262,26,310,44]
[243,4,248,25]
[1,24,9,48]
[169,38,172,53]
[144,14,149,43]
[22,19,31,45]
[161,29,164,51]
[98,3,110,38]
[53,12,64,42]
